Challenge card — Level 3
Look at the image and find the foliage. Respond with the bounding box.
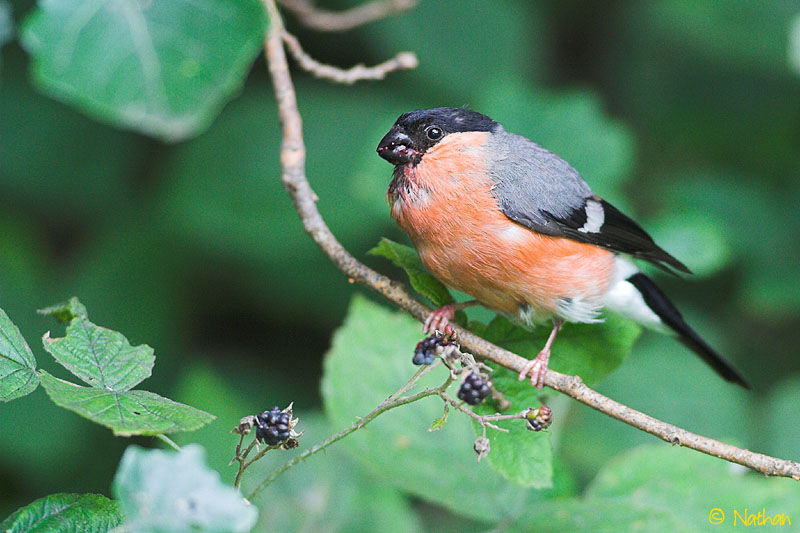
[2,0,799,530]
[20,0,267,141]
[113,445,257,532]
[0,307,39,401]
[0,493,122,532]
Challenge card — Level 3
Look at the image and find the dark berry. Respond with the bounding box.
[458,372,491,405]
[412,336,437,365]
[255,407,291,445]
[526,418,543,431]
[412,332,458,365]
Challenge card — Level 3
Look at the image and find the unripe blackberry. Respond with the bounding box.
[458,372,491,405]
[255,406,291,445]
[525,405,553,432]
[526,418,543,431]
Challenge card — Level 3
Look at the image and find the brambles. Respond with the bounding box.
[412,328,457,365]
[458,372,492,405]
[256,407,292,445]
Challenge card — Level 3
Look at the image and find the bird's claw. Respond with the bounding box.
[518,349,551,389]
[423,305,455,334]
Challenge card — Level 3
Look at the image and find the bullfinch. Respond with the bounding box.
[376,107,749,390]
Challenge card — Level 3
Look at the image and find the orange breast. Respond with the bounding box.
[390,132,614,322]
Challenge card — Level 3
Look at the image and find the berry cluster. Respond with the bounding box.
[525,405,552,432]
[412,333,456,365]
[458,372,492,405]
[255,406,291,445]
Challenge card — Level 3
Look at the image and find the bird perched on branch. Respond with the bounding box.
[377,107,748,389]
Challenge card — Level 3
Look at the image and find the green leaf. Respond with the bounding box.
[37,296,89,323]
[481,313,641,385]
[428,403,449,432]
[368,237,453,307]
[322,295,570,523]
[0,307,39,401]
[0,493,122,532]
[39,371,214,436]
[113,445,257,532]
[472,367,553,488]
[520,444,800,530]
[42,317,154,390]
[20,0,267,141]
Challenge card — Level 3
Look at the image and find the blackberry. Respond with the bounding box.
[458,372,491,405]
[255,407,291,445]
[412,336,439,365]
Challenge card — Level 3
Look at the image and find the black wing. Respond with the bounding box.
[503,195,691,274]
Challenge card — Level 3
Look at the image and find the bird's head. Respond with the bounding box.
[376,107,497,166]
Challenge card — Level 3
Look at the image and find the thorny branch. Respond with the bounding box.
[278,0,415,31]
[260,0,800,480]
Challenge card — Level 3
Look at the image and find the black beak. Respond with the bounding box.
[377,128,419,165]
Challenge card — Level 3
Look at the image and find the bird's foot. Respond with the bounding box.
[423,304,455,334]
[517,348,551,390]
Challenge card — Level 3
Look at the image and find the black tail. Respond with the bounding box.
[627,273,750,389]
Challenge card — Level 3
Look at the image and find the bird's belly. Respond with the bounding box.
[402,211,615,324]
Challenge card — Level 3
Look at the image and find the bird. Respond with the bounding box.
[376,107,749,390]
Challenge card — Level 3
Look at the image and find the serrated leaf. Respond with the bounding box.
[39,371,214,436]
[369,237,453,307]
[113,445,257,532]
[428,403,449,432]
[481,313,641,385]
[42,316,154,391]
[322,295,570,522]
[0,493,122,532]
[0,307,39,401]
[472,366,553,488]
[37,296,89,323]
[20,0,267,141]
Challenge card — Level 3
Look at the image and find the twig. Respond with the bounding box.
[155,433,181,451]
[282,31,417,84]
[247,385,440,499]
[437,391,507,433]
[260,0,800,480]
[233,439,259,489]
[278,0,416,31]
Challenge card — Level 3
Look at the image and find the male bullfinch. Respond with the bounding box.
[376,107,749,390]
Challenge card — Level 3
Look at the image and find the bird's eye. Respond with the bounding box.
[425,126,443,140]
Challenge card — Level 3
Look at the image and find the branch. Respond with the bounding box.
[278,0,416,31]
[261,0,800,480]
[282,31,417,84]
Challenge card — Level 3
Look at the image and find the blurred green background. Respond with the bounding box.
[2,0,800,528]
